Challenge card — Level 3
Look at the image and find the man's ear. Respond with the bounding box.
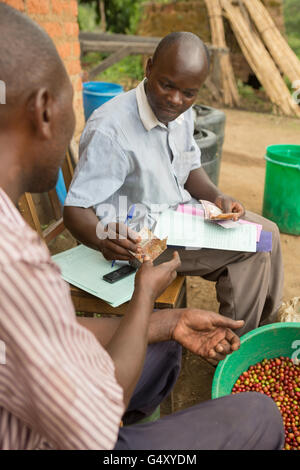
[27,88,53,140]
[145,57,153,79]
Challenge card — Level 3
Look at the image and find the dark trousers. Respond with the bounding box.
[114,341,285,450]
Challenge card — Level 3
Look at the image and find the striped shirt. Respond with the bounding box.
[0,188,124,449]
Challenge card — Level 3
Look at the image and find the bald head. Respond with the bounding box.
[0,3,75,200]
[152,32,210,71]
[0,2,67,109]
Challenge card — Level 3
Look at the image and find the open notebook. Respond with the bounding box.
[52,245,135,307]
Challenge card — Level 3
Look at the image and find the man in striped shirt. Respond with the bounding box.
[0,4,284,450]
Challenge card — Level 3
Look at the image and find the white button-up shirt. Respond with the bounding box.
[65,79,201,229]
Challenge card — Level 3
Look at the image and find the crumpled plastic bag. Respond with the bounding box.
[277,297,300,322]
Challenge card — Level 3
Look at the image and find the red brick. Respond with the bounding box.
[42,21,63,38]
[51,0,62,15]
[70,0,78,17]
[67,59,82,76]
[74,96,84,112]
[74,76,83,92]
[65,22,79,37]
[51,0,70,15]
[2,0,25,11]
[27,0,50,15]
[72,42,81,59]
[57,42,72,60]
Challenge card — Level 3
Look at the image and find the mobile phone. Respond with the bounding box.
[102,265,137,284]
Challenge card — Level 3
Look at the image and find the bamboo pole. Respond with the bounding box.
[243,0,300,84]
[220,0,300,117]
[204,0,240,107]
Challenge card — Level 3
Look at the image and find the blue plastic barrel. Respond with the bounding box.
[82,81,123,121]
[55,168,67,206]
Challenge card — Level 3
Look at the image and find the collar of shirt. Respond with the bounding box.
[136,78,185,132]
[0,187,26,227]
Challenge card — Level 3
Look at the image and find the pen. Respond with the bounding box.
[112,204,136,268]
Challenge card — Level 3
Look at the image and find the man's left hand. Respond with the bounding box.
[214,195,245,221]
[171,309,244,361]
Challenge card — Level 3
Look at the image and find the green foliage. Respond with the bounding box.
[97,55,144,82]
[284,0,300,58]
[284,0,300,35]
[287,35,300,58]
[104,0,143,34]
[78,0,145,34]
[83,53,144,83]
[237,80,256,99]
[78,2,98,31]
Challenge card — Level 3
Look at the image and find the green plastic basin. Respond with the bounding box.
[262,145,300,235]
[212,323,300,399]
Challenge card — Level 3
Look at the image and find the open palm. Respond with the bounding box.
[172,309,244,360]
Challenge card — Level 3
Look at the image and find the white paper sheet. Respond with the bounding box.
[52,245,135,307]
[154,210,257,252]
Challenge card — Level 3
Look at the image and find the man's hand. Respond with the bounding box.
[135,251,181,301]
[99,222,142,261]
[214,195,245,221]
[171,309,244,360]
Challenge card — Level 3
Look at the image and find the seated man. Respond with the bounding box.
[0,4,284,450]
[64,32,283,337]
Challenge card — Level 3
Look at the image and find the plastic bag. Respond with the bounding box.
[277,297,300,322]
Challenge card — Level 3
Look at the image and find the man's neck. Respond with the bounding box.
[0,158,25,206]
[0,175,24,206]
[0,133,27,204]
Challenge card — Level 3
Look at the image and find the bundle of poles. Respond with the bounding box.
[205,0,300,117]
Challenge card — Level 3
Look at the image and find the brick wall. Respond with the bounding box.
[2,0,85,140]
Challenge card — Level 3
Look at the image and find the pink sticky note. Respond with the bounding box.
[177,204,204,217]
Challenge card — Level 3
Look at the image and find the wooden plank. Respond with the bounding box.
[62,149,75,191]
[155,276,186,307]
[81,40,229,55]
[79,31,161,43]
[79,31,229,52]
[81,40,157,55]
[89,45,132,79]
[69,275,186,315]
[43,218,65,244]
[18,193,43,238]
[48,188,62,221]
[80,34,229,55]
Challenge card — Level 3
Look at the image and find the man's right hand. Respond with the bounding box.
[134,251,181,301]
[98,222,142,261]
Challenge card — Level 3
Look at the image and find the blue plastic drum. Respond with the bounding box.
[82,81,123,121]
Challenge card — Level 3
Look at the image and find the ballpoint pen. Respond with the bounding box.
[112,204,136,268]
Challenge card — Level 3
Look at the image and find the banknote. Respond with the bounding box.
[130,227,167,264]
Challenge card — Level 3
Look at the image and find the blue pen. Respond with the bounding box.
[112,204,136,268]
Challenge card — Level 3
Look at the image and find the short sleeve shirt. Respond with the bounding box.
[65,79,201,229]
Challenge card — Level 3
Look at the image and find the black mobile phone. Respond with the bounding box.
[102,265,137,284]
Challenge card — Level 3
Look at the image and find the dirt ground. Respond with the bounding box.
[161,108,300,416]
